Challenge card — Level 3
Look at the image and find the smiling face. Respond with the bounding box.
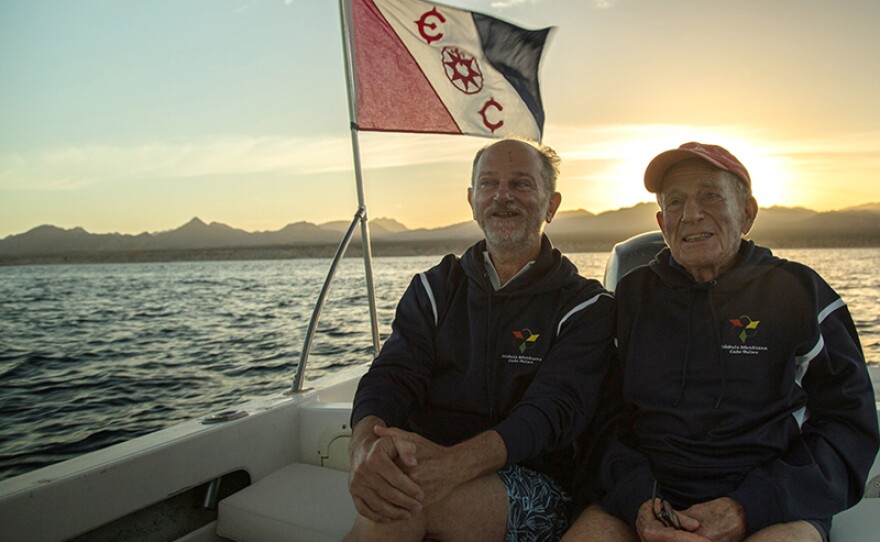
[656,159,758,282]
[468,139,561,255]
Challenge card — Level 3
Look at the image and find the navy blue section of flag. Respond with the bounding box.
[472,14,550,136]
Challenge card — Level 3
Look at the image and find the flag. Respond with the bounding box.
[350,0,552,141]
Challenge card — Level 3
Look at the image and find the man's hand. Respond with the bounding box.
[348,416,424,522]
[374,426,508,508]
[373,426,462,506]
[635,498,708,542]
[680,497,746,542]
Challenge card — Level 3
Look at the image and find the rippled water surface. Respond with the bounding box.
[1,249,877,480]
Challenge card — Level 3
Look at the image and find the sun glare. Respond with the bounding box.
[557,127,799,213]
[728,147,793,208]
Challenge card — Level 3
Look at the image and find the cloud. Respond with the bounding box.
[3,126,878,203]
[0,136,340,191]
[489,0,616,9]
[540,123,880,210]
[545,122,880,159]
[489,0,535,8]
[0,133,486,192]
[544,122,880,179]
[482,0,617,11]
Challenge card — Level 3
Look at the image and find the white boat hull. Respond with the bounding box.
[0,367,362,542]
[1,366,877,542]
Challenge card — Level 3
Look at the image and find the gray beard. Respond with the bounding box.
[479,216,544,254]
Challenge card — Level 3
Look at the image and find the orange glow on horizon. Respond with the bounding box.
[553,127,803,215]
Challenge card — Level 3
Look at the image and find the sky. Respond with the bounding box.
[2,0,879,238]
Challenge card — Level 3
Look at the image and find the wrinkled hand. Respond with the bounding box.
[374,426,461,506]
[635,498,708,542]
[680,498,746,542]
[348,423,424,523]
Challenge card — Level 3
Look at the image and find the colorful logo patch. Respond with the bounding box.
[512,329,540,353]
[729,315,760,344]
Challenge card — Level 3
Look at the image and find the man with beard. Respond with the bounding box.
[344,138,617,542]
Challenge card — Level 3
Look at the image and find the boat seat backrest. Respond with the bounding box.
[217,462,356,542]
[295,400,353,471]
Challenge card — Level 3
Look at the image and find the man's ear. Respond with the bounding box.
[467,186,476,219]
[656,210,664,230]
[741,196,758,235]
[545,192,562,223]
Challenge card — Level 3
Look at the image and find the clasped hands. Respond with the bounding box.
[635,495,746,542]
[348,424,460,523]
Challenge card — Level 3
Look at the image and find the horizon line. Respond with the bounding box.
[5,200,880,239]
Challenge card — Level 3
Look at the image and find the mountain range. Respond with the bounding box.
[2,202,879,265]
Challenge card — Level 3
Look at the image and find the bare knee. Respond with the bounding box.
[422,474,507,542]
[346,474,507,542]
[562,504,638,542]
[744,520,824,542]
[345,514,426,542]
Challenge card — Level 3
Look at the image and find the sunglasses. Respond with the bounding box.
[652,480,682,530]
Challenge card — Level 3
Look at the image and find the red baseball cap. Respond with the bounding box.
[644,142,751,193]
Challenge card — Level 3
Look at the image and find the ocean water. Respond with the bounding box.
[1,248,878,481]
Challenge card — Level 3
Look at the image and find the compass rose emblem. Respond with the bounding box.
[441,47,483,95]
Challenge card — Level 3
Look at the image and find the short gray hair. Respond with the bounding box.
[471,137,561,194]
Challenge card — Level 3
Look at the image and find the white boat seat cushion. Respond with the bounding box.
[830,496,880,541]
[218,462,356,542]
[216,462,880,542]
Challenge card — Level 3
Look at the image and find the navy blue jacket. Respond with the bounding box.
[601,240,879,534]
[351,236,616,485]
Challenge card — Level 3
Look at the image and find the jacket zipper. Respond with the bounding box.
[486,290,497,422]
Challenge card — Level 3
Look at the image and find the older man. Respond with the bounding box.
[564,142,879,542]
[345,138,616,541]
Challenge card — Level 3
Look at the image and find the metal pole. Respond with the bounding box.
[291,0,381,393]
[292,208,365,393]
[350,129,381,357]
[339,0,381,358]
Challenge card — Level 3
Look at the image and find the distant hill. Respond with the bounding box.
[1,203,879,265]
[843,202,880,213]
[319,217,408,237]
[546,202,660,238]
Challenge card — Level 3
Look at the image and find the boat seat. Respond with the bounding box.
[217,462,356,542]
[217,464,880,542]
[830,496,880,541]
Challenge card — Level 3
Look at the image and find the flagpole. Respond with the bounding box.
[292,0,380,393]
[349,129,381,358]
[339,0,380,359]
[341,0,381,354]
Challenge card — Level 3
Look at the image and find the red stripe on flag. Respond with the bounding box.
[352,0,460,134]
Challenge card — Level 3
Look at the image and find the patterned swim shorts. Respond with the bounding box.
[497,465,572,542]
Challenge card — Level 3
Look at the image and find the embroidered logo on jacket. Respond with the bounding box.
[729,315,760,344]
[512,329,540,353]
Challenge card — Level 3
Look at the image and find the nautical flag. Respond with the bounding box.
[350,0,551,141]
